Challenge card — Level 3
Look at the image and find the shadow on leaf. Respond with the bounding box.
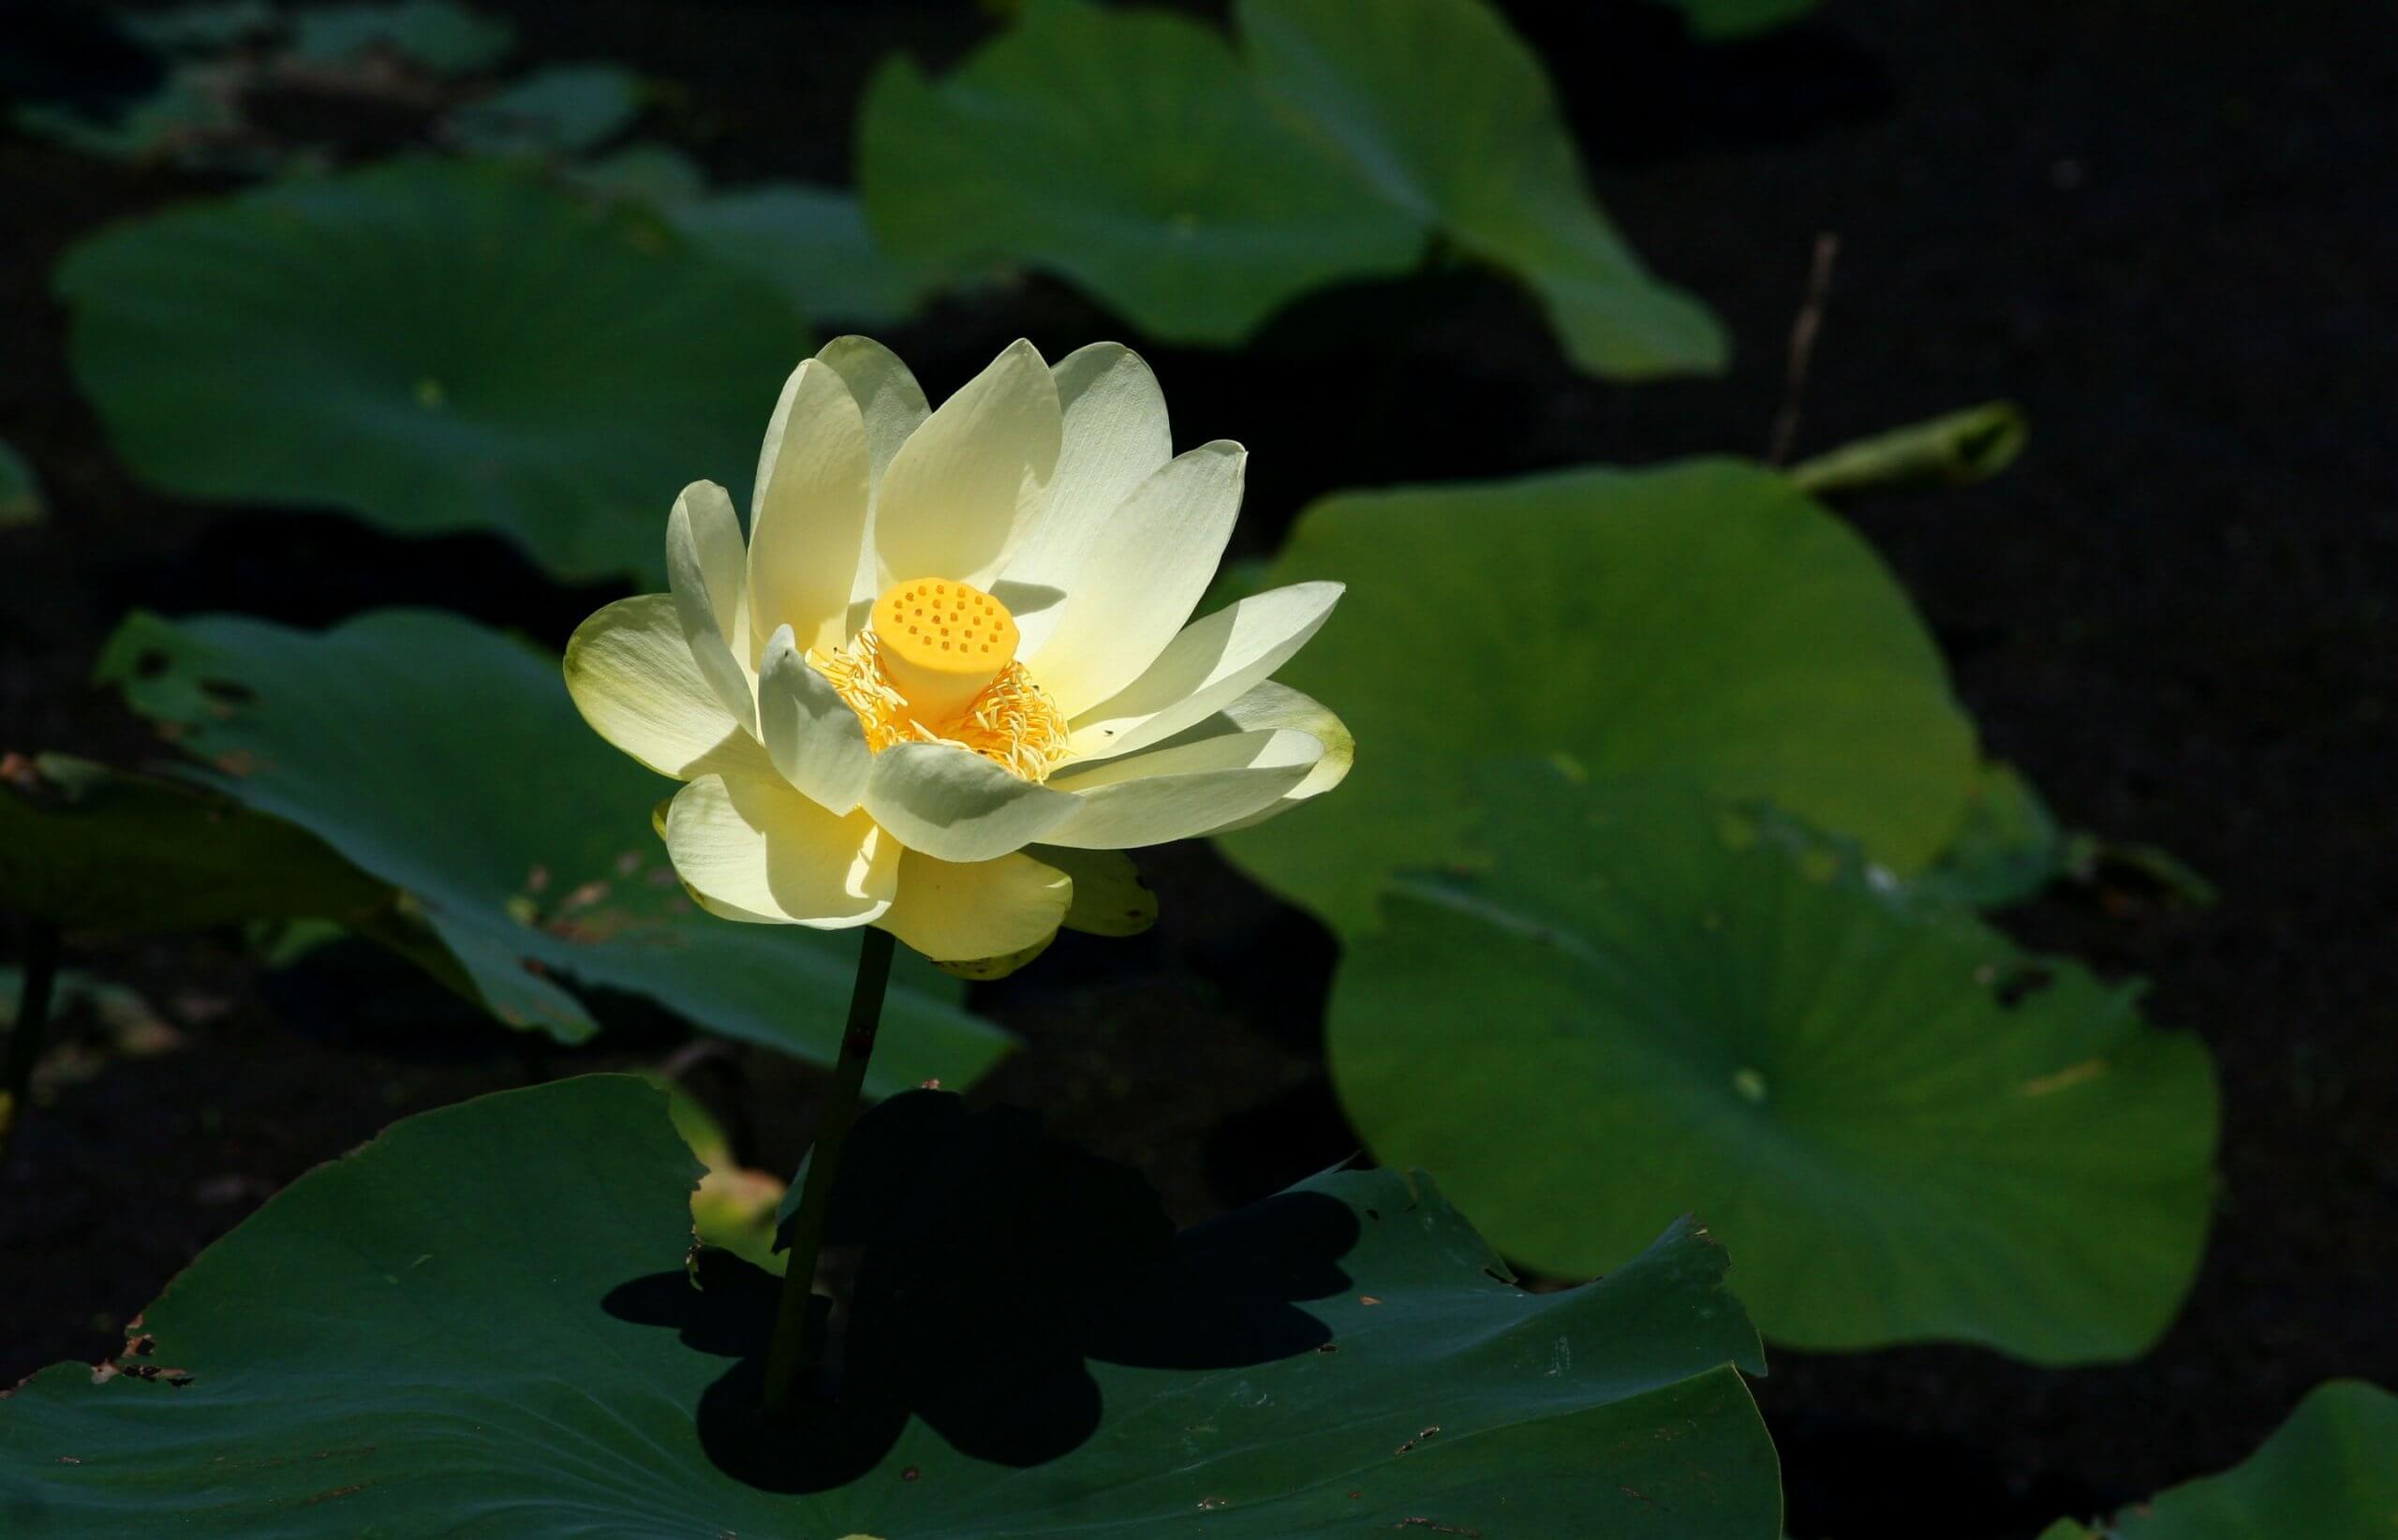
[602,1090,1358,1491]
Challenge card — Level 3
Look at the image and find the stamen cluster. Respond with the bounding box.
[811,630,1072,783]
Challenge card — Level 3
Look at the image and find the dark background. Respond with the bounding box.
[2,3,2393,1535]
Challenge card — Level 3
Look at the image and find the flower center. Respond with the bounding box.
[870,577,1019,726]
[807,577,1071,783]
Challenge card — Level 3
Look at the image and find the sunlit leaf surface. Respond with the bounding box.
[1239,0,1725,376]
[1219,458,1980,933]
[0,1075,1782,1538]
[1330,767,2218,1362]
[58,158,810,584]
[859,0,1420,343]
[862,0,1717,375]
[95,610,1007,1093]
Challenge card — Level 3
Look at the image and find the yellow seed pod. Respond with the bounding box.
[869,577,1020,727]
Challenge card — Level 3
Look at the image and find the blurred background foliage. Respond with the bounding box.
[2,1,2392,1535]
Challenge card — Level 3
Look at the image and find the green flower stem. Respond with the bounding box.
[1787,401,2027,498]
[1,920,62,1169]
[762,925,895,1417]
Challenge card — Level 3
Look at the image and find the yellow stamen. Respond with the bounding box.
[809,583,1070,783]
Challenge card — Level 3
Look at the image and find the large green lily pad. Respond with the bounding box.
[1914,759,2072,910]
[9,67,249,171]
[0,1074,1783,1537]
[2039,1380,2398,1538]
[568,141,935,328]
[1238,0,1724,377]
[443,64,644,157]
[0,753,392,935]
[56,158,810,585]
[1329,766,2218,1362]
[287,0,514,75]
[861,0,1716,376]
[859,0,1421,344]
[670,184,935,330]
[1218,458,1981,934]
[95,610,1006,1094]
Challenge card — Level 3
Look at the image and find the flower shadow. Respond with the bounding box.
[600,1089,1358,1493]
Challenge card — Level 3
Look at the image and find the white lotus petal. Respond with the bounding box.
[1067,581,1343,762]
[665,481,756,731]
[563,594,775,782]
[999,343,1172,656]
[878,848,1072,963]
[1041,727,1323,849]
[862,740,1079,864]
[1024,441,1245,717]
[748,360,870,659]
[663,772,895,927]
[1168,679,1356,835]
[816,334,928,495]
[868,338,1060,591]
[817,335,932,630]
[757,624,872,813]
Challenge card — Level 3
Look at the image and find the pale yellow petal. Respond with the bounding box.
[818,335,934,634]
[662,773,895,927]
[1066,581,1342,762]
[748,360,870,659]
[1042,727,1323,849]
[666,480,756,730]
[861,741,1078,864]
[1177,679,1356,835]
[1022,441,1245,717]
[757,623,872,813]
[998,343,1172,657]
[877,848,1071,963]
[868,338,1061,590]
[929,934,1056,982]
[563,594,775,782]
[816,334,929,495]
[1027,844,1158,937]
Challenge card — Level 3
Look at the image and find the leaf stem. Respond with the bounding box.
[1,920,62,1170]
[762,924,894,1416]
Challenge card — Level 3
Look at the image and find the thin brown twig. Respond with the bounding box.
[1768,231,1840,466]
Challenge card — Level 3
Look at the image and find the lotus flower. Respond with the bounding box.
[565,338,1350,971]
